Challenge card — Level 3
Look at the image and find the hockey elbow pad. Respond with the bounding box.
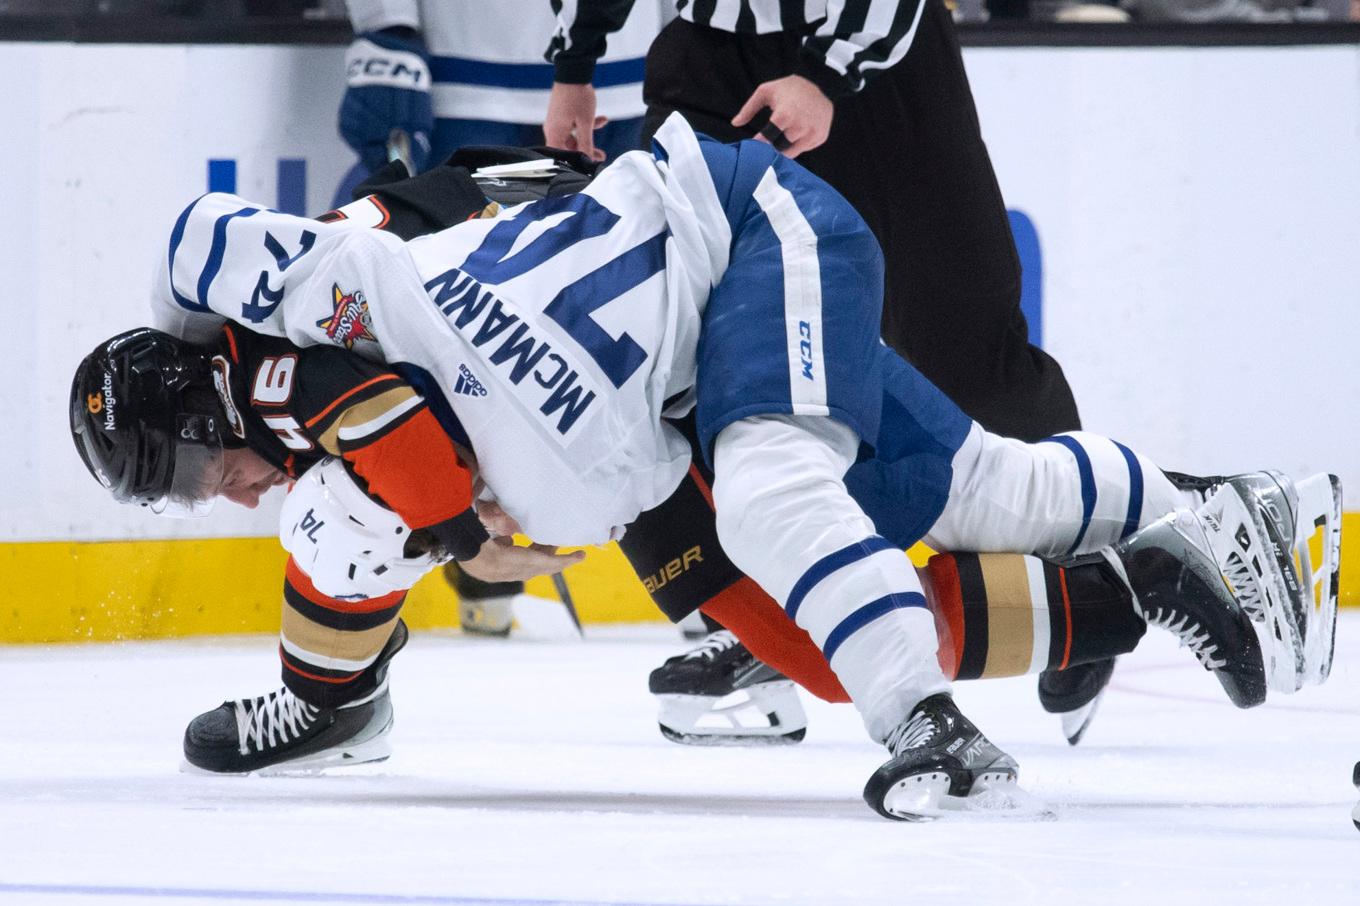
[280,458,446,600]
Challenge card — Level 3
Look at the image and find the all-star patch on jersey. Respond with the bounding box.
[317,283,378,350]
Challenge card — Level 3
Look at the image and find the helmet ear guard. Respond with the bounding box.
[69,328,226,516]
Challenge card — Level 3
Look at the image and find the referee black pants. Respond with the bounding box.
[639,0,1080,441]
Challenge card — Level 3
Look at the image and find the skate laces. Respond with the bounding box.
[685,630,740,662]
[1142,607,1226,669]
[236,689,321,755]
[1220,550,1267,622]
[885,710,939,756]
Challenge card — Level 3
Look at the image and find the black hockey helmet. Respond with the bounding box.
[69,328,228,517]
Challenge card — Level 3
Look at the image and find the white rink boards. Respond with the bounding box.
[1,617,1358,906]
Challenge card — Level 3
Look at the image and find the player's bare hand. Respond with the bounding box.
[460,536,584,583]
[731,75,833,159]
[545,82,609,163]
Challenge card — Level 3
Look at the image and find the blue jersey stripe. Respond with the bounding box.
[197,207,260,312]
[785,536,897,621]
[1040,435,1096,555]
[429,56,646,90]
[1114,440,1144,539]
[823,592,928,661]
[167,196,212,313]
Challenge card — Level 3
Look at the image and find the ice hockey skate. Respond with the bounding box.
[1352,761,1359,832]
[649,630,807,745]
[1038,658,1116,745]
[459,593,514,638]
[1106,489,1277,707]
[863,693,1037,821]
[1165,470,1342,691]
[182,621,406,774]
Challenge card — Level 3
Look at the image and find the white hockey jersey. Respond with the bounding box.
[153,115,730,547]
[346,0,671,124]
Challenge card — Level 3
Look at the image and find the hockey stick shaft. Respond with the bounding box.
[551,571,584,637]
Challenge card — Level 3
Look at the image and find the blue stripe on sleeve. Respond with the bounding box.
[196,207,260,312]
[429,56,645,90]
[1040,435,1096,555]
[1114,440,1144,539]
[785,536,897,621]
[167,196,211,313]
[823,592,928,661]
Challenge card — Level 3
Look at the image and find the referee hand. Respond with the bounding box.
[545,82,610,163]
[732,75,833,159]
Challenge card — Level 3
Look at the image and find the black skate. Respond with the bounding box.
[1166,470,1342,692]
[1107,494,1271,708]
[1352,761,1360,833]
[863,693,1028,821]
[649,630,807,745]
[183,621,407,773]
[1038,658,1116,746]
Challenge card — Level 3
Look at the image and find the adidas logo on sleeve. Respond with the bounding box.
[454,364,488,397]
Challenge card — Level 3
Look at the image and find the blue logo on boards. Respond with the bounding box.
[207,159,308,216]
[1007,209,1044,349]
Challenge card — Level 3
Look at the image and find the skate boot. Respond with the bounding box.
[1167,470,1341,690]
[183,621,407,773]
[649,630,807,745]
[1352,761,1360,833]
[863,693,1023,821]
[1038,657,1116,746]
[459,594,514,637]
[1106,491,1272,708]
[447,562,515,637]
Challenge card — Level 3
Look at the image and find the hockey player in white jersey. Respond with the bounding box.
[128,114,1336,818]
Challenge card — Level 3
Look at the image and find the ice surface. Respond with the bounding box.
[1,615,1358,906]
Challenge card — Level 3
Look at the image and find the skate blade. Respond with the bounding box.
[1290,474,1342,688]
[178,733,393,777]
[655,685,808,747]
[1201,488,1300,695]
[658,723,806,746]
[880,772,1054,822]
[1059,688,1106,746]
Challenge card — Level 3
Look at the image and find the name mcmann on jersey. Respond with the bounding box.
[423,265,600,439]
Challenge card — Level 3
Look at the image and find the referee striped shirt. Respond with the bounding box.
[547,0,928,97]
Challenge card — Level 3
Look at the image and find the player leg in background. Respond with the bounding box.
[618,423,812,745]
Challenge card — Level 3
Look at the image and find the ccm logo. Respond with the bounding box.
[798,320,814,380]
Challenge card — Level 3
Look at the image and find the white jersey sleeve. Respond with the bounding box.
[149,193,421,361]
